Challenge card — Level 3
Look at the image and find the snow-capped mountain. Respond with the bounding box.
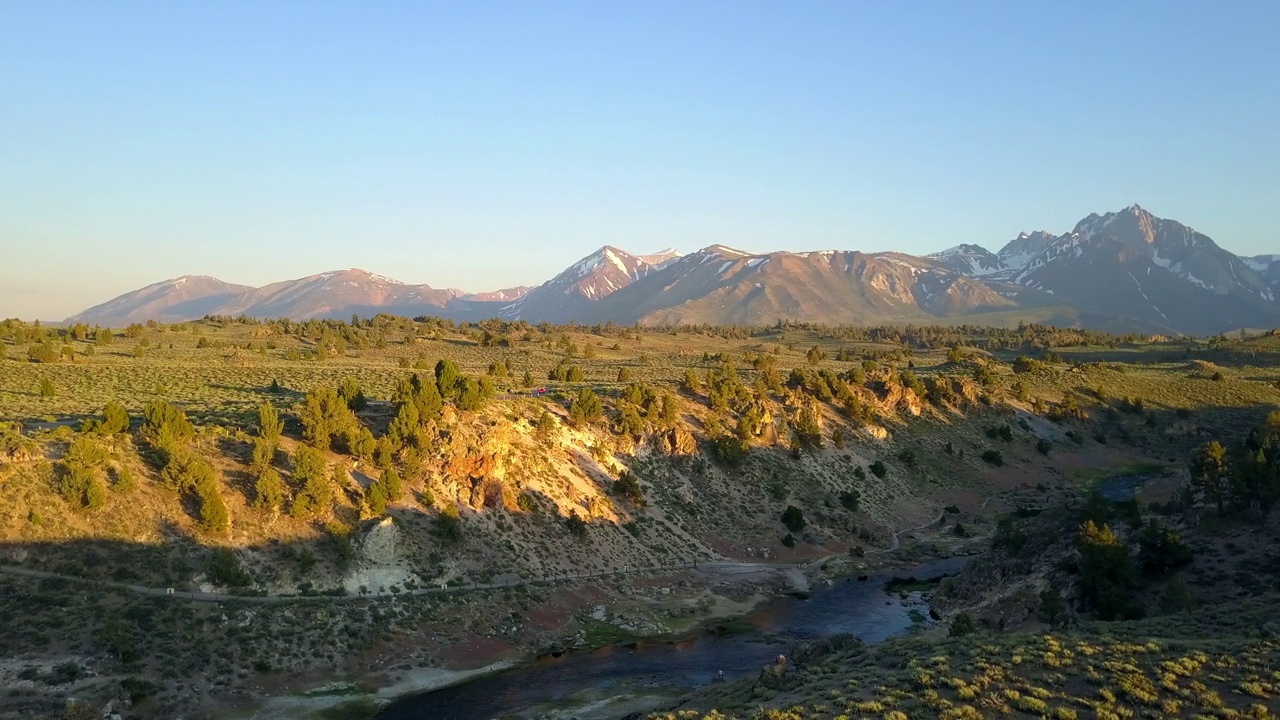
[984,206,1278,334]
[497,246,662,322]
[637,248,682,268]
[996,231,1059,271]
[586,246,1013,326]
[927,244,1008,276]
[459,287,532,303]
[66,276,254,327]
[66,206,1280,334]
[212,268,460,320]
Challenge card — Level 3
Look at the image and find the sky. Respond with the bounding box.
[2,2,1278,320]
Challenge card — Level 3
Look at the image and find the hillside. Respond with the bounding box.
[4,316,1280,718]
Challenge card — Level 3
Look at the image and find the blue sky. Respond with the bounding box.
[3,1,1278,320]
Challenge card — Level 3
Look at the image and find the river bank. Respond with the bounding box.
[375,555,972,720]
[221,535,982,720]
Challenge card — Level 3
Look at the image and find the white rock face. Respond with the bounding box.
[360,517,399,565]
[343,517,412,595]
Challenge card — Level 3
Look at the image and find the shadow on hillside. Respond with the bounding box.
[0,490,660,599]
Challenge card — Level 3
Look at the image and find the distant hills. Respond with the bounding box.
[67,205,1279,336]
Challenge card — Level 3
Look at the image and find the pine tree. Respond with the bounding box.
[253,467,285,513]
[197,477,230,532]
[415,376,443,420]
[435,359,461,401]
[569,388,603,426]
[258,402,283,443]
[141,400,195,464]
[298,385,357,451]
[382,467,403,502]
[366,480,388,516]
[1190,440,1230,515]
[291,446,332,517]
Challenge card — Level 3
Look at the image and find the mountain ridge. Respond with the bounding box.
[65,207,1279,335]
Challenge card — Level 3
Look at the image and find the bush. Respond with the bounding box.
[1038,586,1066,628]
[781,533,796,548]
[612,472,645,506]
[981,449,1004,466]
[565,511,588,539]
[1136,520,1193,575]
[516,491,537,513]
[839,489,860,512]
[1012,356,1044,373]
[1036,438,1052,456]
[781,505,806,532]
[207,548,252,587]
[949,613,976,637]
[435,503,463,541]
[869,461,887,478]
[985,424,1013,442]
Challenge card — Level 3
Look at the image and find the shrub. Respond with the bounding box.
[981,449,1004,466]
[1012,356,1044,373]
[612,472,645,506]
[565,511,588,539]
[1136,520,1193,575]
[869,461,887,478]
[98,402,131,435]
[207,548,251,587]
[435,503,463,541]
[781,505,806,532]
[839,489,860,512]
[896,447,917,466]
[985,424,1013,442]
[949,613,977,637]
[1039,587,1066,628]
[141,400,195,462]
[516,491,537,513]
[781,533,796,548]
[1036,438,1052,456]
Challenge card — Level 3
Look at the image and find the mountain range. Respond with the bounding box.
[67,206,1279,336]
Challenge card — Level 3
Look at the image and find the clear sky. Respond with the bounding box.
[3,1,1278,320]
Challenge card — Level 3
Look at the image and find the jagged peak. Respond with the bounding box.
[566,246,645,279]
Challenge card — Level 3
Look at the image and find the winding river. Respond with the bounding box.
[377,555,971,720]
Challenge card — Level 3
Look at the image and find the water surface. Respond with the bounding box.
[378,556,970,720]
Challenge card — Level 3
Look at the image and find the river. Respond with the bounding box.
[377,555,971,720]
